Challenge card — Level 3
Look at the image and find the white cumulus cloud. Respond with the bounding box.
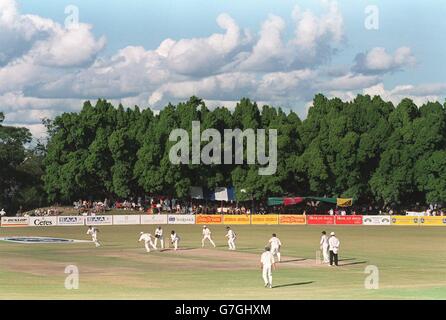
[353,47,416,74]
[0,0,443,139]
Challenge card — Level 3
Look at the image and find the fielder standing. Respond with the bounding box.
[170,230,180,251]
[328,232,340,266]
[154,226,164,249]
[320,231,329,264]
[260,246,276,288]
[268,233,282,262]
[225,226,236,250]
[138,232,157,253]
[202,225,216,248]
[86,226,101,247]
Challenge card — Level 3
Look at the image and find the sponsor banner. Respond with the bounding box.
[251,214,279,225]
[85,215,113,226]
[335,215,363,225]
[1,217,29,227]
[307,215,335,225]
[362,215,391,226]
[195,215,223,225]
[406,211,426,217]
[223,215,250,225]
[57,216,85,226]
[113,215,141,225]
[140,214,168,225]
[391,215,420,226]
[29,216,58,227]
[279,215,306,225]
[419,216,446,226]
[167,215,196,225]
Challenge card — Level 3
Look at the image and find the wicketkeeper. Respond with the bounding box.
[154,226,164,249]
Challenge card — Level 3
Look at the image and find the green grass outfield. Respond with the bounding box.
[0,225,445,299]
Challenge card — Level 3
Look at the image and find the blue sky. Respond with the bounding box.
[1,0,446,138]
[18,0,445,85]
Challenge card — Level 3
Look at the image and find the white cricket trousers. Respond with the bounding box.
[262,265,272,286]
[228,238,236,250]
[202,235,216,247]
[172,239,179,250]
[271,246,281,262]
[154,237,164,249]
[145,241,156,252]
[322,244,329,263]
[92,235,100,247]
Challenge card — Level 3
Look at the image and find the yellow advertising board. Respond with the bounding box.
[278,215,306,225]
[223,215,251,225]
[419,216,446,226]
[391,215,420,226]
[251,214,279,225]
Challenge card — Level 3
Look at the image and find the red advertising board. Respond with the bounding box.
[195,215,223,224]
[307,215,335,225]
[335,215,363,225]
[278,215,306,225]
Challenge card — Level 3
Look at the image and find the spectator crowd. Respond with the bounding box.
[7,196,446,217]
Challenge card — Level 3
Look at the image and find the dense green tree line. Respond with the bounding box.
[0,113,47,213]
[2,93,446,212]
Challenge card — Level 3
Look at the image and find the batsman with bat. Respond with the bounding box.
[170,230,180,251]
[320,231,330,264]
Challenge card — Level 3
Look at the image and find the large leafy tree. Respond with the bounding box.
[0,112,46,213]
[38,94,446,209]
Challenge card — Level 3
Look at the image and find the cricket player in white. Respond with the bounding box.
[202,225,216,248]
[328,232,340,266]
[154,226,164,249]
[86,226,100,247]
[225,226,236,250]
[320,231,330,264]
[138,232,157,252]
[260,246,276,288]
[170,230,180,251]
[268,233,282,262]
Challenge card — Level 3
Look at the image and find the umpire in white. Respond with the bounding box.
[328,232,340,266]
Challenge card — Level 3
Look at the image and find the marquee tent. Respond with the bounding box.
[267,196,352,207]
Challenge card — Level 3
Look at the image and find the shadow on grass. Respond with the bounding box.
[159,247,196,252]
[273,281,314,288]
[338,258,357,262]
[339,261,368,266]
[178,247,196,251]
[279,258,307,263]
